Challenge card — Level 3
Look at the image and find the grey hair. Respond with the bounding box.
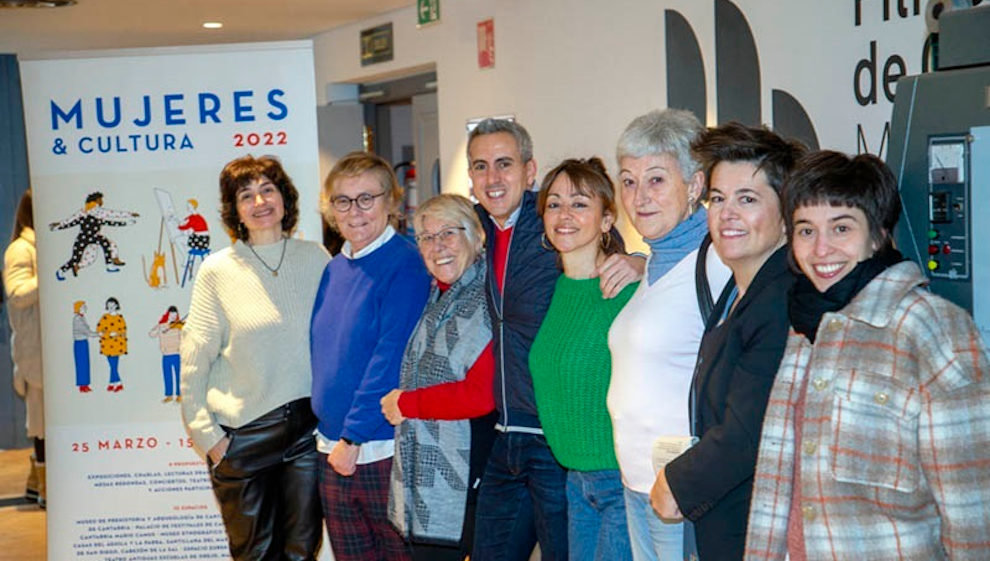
[616,109,704,178]
[413,194,486,256]
[467,118,534,163]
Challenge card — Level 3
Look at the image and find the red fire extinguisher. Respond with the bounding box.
[404,165,418,234]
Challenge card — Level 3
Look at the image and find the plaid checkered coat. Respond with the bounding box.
[745,261,990,560]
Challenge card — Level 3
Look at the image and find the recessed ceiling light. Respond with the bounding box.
[0,0,76,7]
[202,22,223,29]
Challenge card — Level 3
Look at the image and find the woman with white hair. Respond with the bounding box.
[381,193,496,561]
[607,109,732,560]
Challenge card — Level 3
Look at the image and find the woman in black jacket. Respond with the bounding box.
[649,122,805,561]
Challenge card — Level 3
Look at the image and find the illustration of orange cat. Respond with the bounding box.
[142,251,167,288]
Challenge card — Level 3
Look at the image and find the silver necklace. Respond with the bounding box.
[246,237,287,277]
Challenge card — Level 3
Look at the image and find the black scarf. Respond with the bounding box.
[788,246,904,343]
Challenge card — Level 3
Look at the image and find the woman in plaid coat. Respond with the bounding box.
[744,151,990,560]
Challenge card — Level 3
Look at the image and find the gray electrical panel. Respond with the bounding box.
[971,127,990,344]
[888,5,990,343]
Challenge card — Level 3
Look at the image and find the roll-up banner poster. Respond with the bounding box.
[20,41,323,561]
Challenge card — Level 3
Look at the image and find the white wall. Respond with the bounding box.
[313,0,927,199]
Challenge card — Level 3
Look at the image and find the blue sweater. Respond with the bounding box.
[310,235,431,443]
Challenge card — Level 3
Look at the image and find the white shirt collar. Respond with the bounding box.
[340,225,396,259]
[488,201,523,231]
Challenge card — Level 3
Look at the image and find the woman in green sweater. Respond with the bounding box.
[530,157,637,561]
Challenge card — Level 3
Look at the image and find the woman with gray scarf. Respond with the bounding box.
[380,194,496,561]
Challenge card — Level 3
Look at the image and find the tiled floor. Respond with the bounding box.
[0,448,46,560]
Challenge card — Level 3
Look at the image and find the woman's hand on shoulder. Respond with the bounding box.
[598,253,644,299]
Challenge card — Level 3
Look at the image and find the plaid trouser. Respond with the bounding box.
[319,455,411,561]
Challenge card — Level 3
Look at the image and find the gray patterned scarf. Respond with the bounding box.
[388,257,491,544]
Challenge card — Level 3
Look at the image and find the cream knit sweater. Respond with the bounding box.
[180,238,329,456]
[3,227,42,389]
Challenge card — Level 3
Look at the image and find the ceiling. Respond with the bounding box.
[0,0,414,57]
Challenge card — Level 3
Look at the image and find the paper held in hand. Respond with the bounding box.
[652,435,699,474]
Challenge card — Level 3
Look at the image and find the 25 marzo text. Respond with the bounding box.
[71,437,195,453]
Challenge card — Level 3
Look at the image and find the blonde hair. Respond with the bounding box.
[73,300,85,314]
[413,194,485,256]
[321,151,402,231]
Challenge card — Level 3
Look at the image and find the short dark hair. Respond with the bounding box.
[537,157,625,256]
[691,122,807,200]
[783,150,900,249]
[219,155,299,241]
[105,297,120,310]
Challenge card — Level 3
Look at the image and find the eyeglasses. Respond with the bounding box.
[331,191,387,212]
[415,226,466,246]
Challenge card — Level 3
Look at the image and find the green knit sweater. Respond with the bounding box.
[530,275,638,471]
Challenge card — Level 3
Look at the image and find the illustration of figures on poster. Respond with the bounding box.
[49,187,213,290]
[149,188,212,290]
[55,186,209,407]
[71,300,98,393]
[71,296,129,394]
[96,297,128,392]
[49,191,139,281]
[70,297,187,406]
[149,305,184,404]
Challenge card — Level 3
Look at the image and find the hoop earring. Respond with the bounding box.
[541,232,555,251]
[601,230,612,251]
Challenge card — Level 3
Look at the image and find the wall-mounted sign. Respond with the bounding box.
[477,19,495,69]
[361,22,394,66]
[417,0,440,27]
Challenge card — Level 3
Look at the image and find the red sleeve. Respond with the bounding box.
[178,214,207,232]
[398,341,494,420]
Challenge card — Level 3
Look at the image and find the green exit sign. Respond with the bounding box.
[417,0,440,27]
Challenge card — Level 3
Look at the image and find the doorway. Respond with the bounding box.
[317,70,440,253]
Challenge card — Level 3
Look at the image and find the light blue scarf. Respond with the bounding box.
[645,207,709,285]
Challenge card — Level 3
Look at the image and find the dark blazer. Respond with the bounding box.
[475,190,560,430]
[665,246,794,561]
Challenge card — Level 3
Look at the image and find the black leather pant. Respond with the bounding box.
[210,398,323,561]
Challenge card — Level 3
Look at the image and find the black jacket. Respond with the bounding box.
[666,246,794,561]
[476,190,559,430]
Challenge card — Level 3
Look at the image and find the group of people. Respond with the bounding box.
[176,112,990,561]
